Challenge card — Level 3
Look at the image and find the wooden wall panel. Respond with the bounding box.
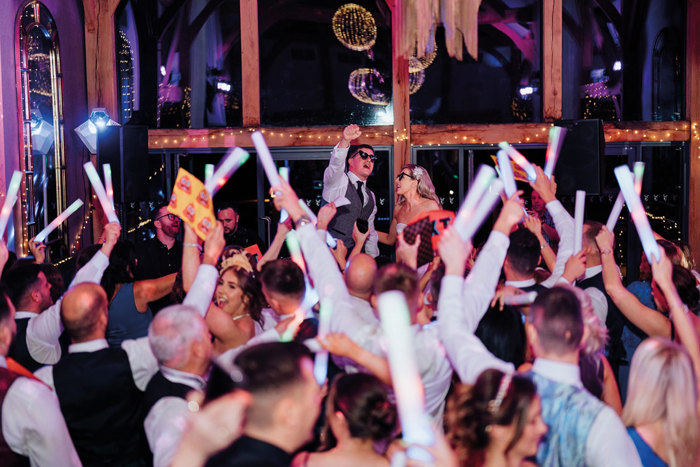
[543,0,562,120]
[391,0,410,175]
[687,0,700,258]
[240,0,261,127]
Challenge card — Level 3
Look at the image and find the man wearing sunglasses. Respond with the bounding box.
[322,124,379,258]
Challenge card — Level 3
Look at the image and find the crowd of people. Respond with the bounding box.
[0,124,697,466]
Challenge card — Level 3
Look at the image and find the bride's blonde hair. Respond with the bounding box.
[396,164,441,208]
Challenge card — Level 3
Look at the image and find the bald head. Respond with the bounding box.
[344,254,377,299]
[61,283,109,343]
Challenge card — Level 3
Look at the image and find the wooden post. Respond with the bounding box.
[391,0,410,175]
[687,0,700,257]
[83,0,121,242]
[543,0,562,120]
[240,0,261,127]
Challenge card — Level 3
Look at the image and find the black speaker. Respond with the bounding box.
[553,119,603,195]
[97,125,150,202]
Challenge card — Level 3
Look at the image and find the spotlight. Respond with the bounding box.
[613,61,622,71]
[519,86,535,97]
[89,108,111,128]
[374,106,393,125]
[31,118,55,155]
[75,108,120,153]
[160,66,167,76]
[216,81,232,93]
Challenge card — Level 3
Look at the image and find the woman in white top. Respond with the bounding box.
[377,164,441,246]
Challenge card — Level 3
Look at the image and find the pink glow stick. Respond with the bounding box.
[0,171,22,239]
[633,161,645,195]
[102,164,114,209]
[574,190,586,253]
[34,199,84,244]
[614,165,660,263]
[498,142,537,181]
[544,126,567,179]
[204,147,249,196]
[378,291,434,462]
[84,162,119,224]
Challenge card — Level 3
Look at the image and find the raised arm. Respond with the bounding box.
[322,125,359,202]
[133,273,178,311]
[181,224,202,292]
[182,222,226,316]
[524,214,556,272]
[257,220,291,271]
[595,226,671,337]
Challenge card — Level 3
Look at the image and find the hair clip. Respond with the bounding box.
[488,372,513,414]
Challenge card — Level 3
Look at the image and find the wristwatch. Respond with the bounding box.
[294,215,313,228]
[601,248,612,255]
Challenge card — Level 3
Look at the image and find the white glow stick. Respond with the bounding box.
[614,165,661,263]
[453,166,497,241]
[574,190,586,253]
[83,162,119,224]
[285,230,306,273]
[102,164,114,209]
[280,308,306,342]
[313,300,332,384]
[278,167,290,223]
[252,131,281,190]
[456,179,505,243]
[204,164,214,184]
[0,171,22,238]
[633,161,645,195]
[377,291,434,462]
[496,150,517,198]
[34,199,84,244]
[606,193,625,231]
[204,147,249,196]
[503,291,538,306]
[544,126,567,179]
[498,142,537,181]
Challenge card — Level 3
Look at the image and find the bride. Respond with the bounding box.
[377,164,441,246]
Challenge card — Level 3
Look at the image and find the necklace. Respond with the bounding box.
[232,313,251,322]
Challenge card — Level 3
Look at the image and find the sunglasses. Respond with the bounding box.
[353,150,378,163]
[396,172,416,181]
[156,213,179,222]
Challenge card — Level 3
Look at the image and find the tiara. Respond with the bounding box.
[488,372,513,414]
[219,253,254,275]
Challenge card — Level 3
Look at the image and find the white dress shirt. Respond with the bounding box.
[0,355,81,466]
[26,249,111,366]
[322,144,379,257]
[295,223,452,420]
[144,367,206,467]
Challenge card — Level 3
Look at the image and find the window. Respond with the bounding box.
[16,1,66,257]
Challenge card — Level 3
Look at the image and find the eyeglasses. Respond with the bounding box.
[396,172,416,181]
[156,213,179,222]
[353,150,378,163]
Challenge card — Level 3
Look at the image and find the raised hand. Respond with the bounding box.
[317,203,337,231]
[529,165,557,203]
[493,192,526,235]
[100,222,122,257]
[340,124,362,147]
[438,226,473,277]
[28,237,46,264]
[203,221,226,266]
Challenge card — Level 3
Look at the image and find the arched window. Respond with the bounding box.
[16,1,66,256]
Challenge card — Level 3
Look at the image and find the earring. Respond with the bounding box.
[485,425,492,433]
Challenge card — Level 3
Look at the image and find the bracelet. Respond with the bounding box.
[540,244,547,250]
[601,248,612,255]
[294,215,313,228]
[183,243,203,252]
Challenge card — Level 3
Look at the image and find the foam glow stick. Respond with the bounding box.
[204,164,214,184]
[313,300,332,384]
[633,161,645,195]
[456,179,505,243]
[574,190,586,253]
[503,291,538,306]
[544,126,567,179]
[280,308,306,342]
[252,131,281,190]
[496,149,517,199]
[0,171,22,238]
[378,291,434,462]
[606,193,625,231]
[102,164,114,209]
[278,167,290,223]
[606,162,646,231]
[34,199,84,244]
[285,230,306,273]
[204,147,249,196]
[499,142,537,181]
[614,165,661,263]
[452,166,497,241]
[83,162,119,224]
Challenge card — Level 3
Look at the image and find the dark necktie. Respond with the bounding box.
[356,181,365,205]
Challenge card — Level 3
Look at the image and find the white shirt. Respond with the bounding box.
[144,367,206,467]
[0,355,81,466]
[26,249,111,366]
[531,359,642,467]
[182,264,219,317]
[296,223,452,421]
[584,265,604,280]
[322,144,379,257]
